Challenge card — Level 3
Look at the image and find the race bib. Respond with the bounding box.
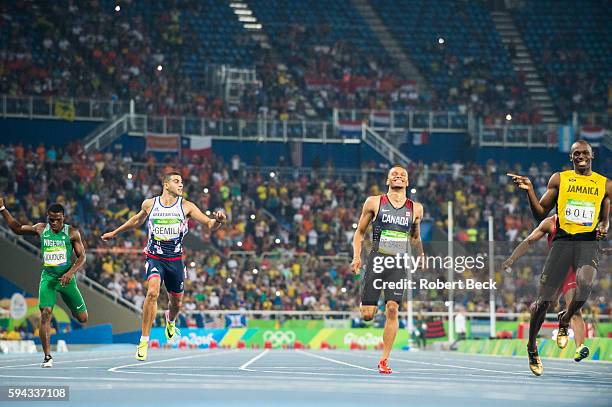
[564,199,596,226]
[378,229,408,255]
[43,246,68,267]
[152,218,181,241]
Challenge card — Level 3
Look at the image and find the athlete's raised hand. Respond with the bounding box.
[101,231,116,241]
[507,173,533,190]
[212,211,227,224]
[0,196,4,208]
[350,257,361,274]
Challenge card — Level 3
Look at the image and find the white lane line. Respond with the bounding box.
[338,351,529,376]
[0,354,137,369]
[0,374,131,381]
[295,350,378,372]
[341,352,612,385]
[436,355,612,376]
[239,349,269,371]
[447,351,612,365]
[108,350,237,372]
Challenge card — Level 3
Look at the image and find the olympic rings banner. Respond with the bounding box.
[148,327,411,349]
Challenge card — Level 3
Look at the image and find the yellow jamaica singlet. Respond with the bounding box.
[555,170,607,240]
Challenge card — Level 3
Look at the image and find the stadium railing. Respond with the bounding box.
[334,108,471,133]
[478,122,558,147]
[0,95,131,121]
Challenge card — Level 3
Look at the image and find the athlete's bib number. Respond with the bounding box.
[152,218,181,241]
[564,199,596,226]
[378,229,409,255]
[43,246,68,267]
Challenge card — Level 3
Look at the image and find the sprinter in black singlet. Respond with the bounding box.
[352,165,424,374]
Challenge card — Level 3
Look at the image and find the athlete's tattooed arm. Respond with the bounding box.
[183,200,226,232]
[60,228,87,287]
[101,198,153,241]
[0,197,44,235]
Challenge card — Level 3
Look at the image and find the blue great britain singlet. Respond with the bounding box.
[144,196,188,260]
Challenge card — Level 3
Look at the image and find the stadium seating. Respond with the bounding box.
[250,0,415,117]
[512,0,611,121]
[3,0,603,124]
[371,0,536,123]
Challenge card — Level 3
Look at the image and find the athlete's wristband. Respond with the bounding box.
[0,206,5,212]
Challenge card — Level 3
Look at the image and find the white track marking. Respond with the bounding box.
[108,350,236,372]
[0,374,131,381]
[295,350,378,372]
[435,355,612,376]
[341,352,612,384]
[239,349,269,371]
[0,354,137,369]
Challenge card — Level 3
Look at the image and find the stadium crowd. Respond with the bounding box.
[1,0,559,124]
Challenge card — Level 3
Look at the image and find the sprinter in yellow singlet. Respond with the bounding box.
[508,140,610,376]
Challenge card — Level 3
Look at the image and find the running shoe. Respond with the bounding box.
[41,355,53,368]
[378,358,393,374]
[135,340,148,361]
[556,311,569,349]
[165,310,181,341]
[527,346,543,376]
[573,344,590,362]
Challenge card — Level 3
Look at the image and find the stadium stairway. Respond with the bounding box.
[0,226,140,334]
[490,11,558,125]
[351,0,425,88]
[231,1,318,118]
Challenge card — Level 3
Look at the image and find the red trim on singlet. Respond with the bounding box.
[378,195,414,219]
[405,198,414,215]
[167,291,184,297]
[144,252,183,262]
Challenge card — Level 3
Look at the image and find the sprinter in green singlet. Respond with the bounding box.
[0,198,87,368]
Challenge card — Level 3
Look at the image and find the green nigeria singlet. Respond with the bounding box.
[41,224,72,276]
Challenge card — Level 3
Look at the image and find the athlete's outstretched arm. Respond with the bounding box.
[502,217,554,269]
[183,200,226,232]
[351,196,376,274]
[101,198,153,241]
[60,228,87,287]
[0,197,43,235]
[508,172,559,222]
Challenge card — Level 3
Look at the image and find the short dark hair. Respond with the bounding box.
[47,203,65,214]
[162,171,182,184]
[388,164,407,175]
